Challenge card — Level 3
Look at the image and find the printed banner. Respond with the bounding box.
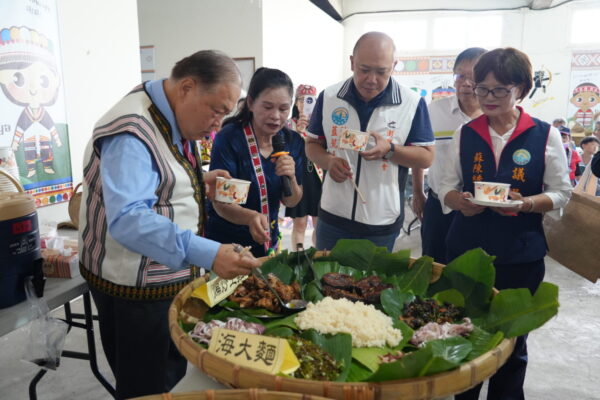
[393,55,456,104]
[568,51,600,135]
[0,0,73,206]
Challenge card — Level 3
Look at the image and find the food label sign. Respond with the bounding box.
[208,328,299,375]
[191,275,248,307]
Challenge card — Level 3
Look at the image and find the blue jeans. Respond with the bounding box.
[316,219,399,252]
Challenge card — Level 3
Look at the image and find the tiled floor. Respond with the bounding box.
[1,217,599,399]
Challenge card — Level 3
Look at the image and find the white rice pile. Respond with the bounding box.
[294,297,402,348]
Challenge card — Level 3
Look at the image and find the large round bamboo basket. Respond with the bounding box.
[131,388,333,400]
[169,256,516,400]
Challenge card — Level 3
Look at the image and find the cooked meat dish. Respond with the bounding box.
[401,297,465,330]
[321,273,355,289]
[228,274,302,313]
[320,273,392,304]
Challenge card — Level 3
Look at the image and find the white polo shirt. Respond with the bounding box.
[427,95,471,194]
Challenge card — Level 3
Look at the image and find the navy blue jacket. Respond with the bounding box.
[446,109,550,265]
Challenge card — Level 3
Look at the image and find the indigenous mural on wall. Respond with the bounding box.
[569,51,600,135]
[392,55,456,104]
[0,0,73,207]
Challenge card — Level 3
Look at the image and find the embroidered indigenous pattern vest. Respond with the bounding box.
[446,111,550,264]
[78,85,204,299]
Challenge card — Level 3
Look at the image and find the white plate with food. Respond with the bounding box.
[467,197,523,208]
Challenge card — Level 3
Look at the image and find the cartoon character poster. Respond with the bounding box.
[392,55,456,104]
[568,52,600,135]
[0,0,72,207]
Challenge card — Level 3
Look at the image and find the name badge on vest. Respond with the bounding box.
[331,107,349,125]
[512,149,531,166]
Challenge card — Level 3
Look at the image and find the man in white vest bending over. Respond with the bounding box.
[306,32,435,251]
[78,50,260,399]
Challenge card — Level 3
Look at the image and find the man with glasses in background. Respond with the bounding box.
[412,47,486,264]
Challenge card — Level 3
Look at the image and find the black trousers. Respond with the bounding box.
[420,190,456,265]
[454,258,545,400]
[90,288,187,400]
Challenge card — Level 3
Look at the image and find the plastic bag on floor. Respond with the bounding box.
[21,276,68,370]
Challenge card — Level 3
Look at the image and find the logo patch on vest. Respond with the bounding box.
[331,107,349,125]
[512,149,531,165]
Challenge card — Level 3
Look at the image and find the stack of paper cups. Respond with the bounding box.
[0,147,21,193]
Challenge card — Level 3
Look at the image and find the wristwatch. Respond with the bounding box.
[383,142,395,160]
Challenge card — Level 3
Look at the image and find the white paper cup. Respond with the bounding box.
[338,128,369,152]
[215,177,250,204]
[474,181,511,203]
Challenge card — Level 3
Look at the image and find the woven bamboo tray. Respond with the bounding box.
[131,388,333,400]
[169,257,516,400]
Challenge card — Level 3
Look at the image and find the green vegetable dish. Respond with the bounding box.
[179,239,559,383]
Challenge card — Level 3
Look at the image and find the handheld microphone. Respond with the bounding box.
[271,134,292,197]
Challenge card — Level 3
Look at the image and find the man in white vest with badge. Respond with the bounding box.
[78,50,260,399]
[305,32,435,251]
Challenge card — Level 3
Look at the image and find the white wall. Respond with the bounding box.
[518,6,577,122]
[137,0,263,79]
[262,0,344,93]
[342,1,600,125]
[37,0,141,226]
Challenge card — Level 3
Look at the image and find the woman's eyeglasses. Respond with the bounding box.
[474,86,515,98]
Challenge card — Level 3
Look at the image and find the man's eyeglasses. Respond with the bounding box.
[453,73,475,83]
[474,86,515,98]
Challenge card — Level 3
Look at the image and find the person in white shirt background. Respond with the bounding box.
[412,47,486,264]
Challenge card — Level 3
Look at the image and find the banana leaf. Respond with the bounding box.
[427,248,496,317]
[264,326,294,337]
[290,247,318,287]
[352,346,395,372]
[203,307,263,324]
[369,247,411,276]
[329,239,377,269]
[392,319,414,350]
[482,282,559,337]
[300,329,353,382]
[347,361,374,382]
[464,326,504,361]
[380,288,415,319]
[366,336,473,381]
[432,289,465,307]
[217,301,284,319]
[264,313,299,330]
[311,261,364,280]
[303,281,325,303]
[395,256,433,296]
[259,258,294,285]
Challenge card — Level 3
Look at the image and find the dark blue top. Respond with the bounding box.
[206,123,304,257]
[446,111,550,265]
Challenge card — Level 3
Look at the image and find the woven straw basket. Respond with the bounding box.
[169,256,516,400]
[68,183,82,228]
[131,388,333,400]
